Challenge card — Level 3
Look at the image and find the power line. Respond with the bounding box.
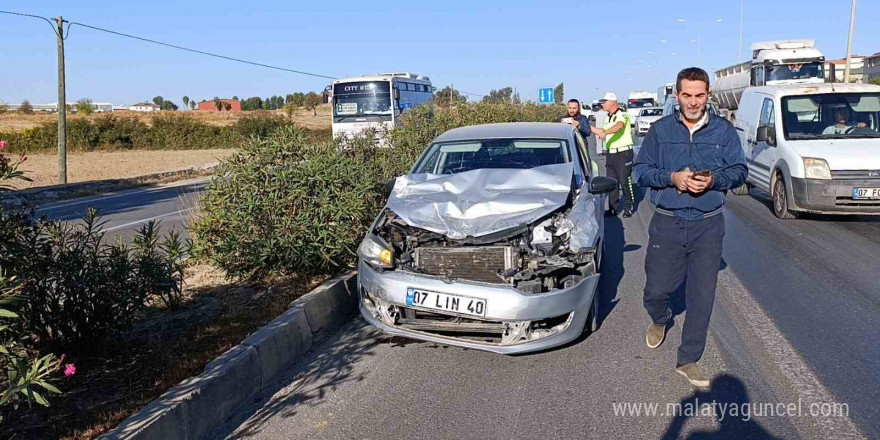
[1,9,337,80]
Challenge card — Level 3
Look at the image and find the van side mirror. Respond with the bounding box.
[757,126,776,146]
[589,176,618,194]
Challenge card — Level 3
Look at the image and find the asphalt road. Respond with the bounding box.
[36,178,209,244]
[203,151,877,440]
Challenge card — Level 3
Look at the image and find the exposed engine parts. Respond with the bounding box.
[373,207,598,294]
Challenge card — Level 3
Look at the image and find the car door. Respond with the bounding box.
[573,131,604,246]
[750,97,777,191]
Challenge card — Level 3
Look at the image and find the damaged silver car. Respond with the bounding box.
[357,123,617,354]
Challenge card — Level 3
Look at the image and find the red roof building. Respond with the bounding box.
[197,99,242,112]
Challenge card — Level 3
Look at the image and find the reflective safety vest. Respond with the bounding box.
[604,109,634,152]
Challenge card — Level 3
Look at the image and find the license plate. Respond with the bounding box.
[853,188,880,199]
[406,288,487,317]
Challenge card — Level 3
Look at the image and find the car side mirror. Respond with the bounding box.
[757,126,776,146]
[384,178,398,199]
[589,176,618,194]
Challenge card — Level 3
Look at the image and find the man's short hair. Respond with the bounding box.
[568,99,580,106]
[676,67,710,93]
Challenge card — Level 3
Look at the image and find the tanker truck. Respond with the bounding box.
[713,40,825,121]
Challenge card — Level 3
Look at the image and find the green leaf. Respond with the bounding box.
[0,309,19,318]
[38,381,62,394]
[31,389,49,406]
[0,345,8,354]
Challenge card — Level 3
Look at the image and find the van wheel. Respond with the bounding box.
[772,177,797,219]
[732,182,751,195]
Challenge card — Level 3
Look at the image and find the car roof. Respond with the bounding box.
[433,122,575,143]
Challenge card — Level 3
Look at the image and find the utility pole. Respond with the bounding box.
[738,0,744,61]
[55,16,67,184]
[844,0,857,83]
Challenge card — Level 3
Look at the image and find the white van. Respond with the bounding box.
[733,83,880,218]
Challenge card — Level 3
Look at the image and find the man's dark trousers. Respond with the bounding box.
[643,211,725,365]
[605,148,635,212]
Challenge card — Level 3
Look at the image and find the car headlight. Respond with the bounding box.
[358,234,395,269]
[803,158,831,180]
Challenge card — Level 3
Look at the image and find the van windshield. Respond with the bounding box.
[781,93,880,140]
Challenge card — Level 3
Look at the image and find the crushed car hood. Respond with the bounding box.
[386,163,575,239]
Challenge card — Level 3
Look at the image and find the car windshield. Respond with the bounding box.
[781,93,880,140]
[414,139,570,175]
[640,108,663,117]
[767,62,824,82]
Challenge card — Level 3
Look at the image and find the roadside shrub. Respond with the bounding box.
[192,126,385,279]
[1,209,187,351]
[148,113,234,150]
[233,111,294,140]
[93,114,150,149]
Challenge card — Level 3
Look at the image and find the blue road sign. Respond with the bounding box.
[539,88,555,104]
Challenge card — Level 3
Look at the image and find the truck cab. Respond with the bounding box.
[734,84,880,218]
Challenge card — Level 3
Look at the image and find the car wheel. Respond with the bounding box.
[772,176,797,219]
[732,182,751,195]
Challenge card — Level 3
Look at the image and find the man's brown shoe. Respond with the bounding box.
[646,321,667,349]
[676,363,711,388]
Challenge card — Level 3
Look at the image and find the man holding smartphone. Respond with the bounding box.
[560,99,591,139]
[633,67,747,388]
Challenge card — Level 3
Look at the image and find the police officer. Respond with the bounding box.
[591,92,635,217]
[561,99,591,139]
[633,67,747,388]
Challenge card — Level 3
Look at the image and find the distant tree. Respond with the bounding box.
[223,102,232,111]
[284,103,296,119]
[160,100,178,111]
[275,96,285,109]
[291,92,306,108]
[152,96,165,107]
[190,101,197,111]
[435,86,466,107]
[285,94,294,105]
[0,101,8,114]
[19,99,33,115]
[232,95,239,101]
[242,96,262,111]
[75,98,94,115]
[482,87,514,104]
[870,78,880,86]
[512,91,521,105]
[554,82,564,105]
[305,92,322,116]
[214,97,222,111]
[182,96,190,110]
[263,97,271,110]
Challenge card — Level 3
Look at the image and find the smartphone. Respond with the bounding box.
[561,117,573,124]
[691,170,712,179]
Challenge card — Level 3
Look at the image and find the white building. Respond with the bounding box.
[129,103,161,112]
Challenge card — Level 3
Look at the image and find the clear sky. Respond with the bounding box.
[1,0,878,107]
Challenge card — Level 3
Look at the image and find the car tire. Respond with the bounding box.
[772,176,797,219]
[732,182,751,195]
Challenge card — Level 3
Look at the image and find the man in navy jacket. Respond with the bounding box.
[633,67,747,388]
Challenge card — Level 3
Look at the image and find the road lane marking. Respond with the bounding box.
[36,178,210,213]
[104,207,197,232]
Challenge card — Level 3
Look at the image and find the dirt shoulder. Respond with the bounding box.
[9,149,236,190]
[0,105,331,132]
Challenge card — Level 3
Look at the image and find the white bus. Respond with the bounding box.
[331,72,433,140]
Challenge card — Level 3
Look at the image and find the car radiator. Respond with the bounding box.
[414,246,514,284]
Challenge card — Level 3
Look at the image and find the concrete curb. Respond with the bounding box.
[99,271,359,440]
[0,162,220,208]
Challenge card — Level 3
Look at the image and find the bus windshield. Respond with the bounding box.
[333,81,392,122]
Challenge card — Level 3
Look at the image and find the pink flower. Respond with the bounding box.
[64,363,76,377]
[0,141,6,150]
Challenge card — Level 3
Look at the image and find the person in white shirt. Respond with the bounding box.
[822,108,866,135]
